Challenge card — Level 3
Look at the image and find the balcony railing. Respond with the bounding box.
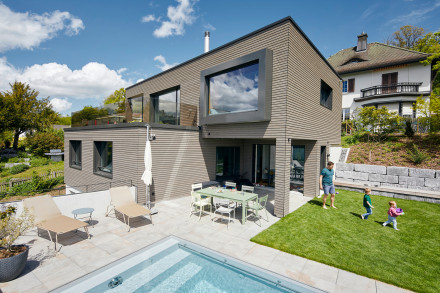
[360,82,422,98]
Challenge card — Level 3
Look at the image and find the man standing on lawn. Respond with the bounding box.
[320,161,337,209]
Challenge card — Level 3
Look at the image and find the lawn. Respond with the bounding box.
[0,160,64,183]
[251,190,440,293]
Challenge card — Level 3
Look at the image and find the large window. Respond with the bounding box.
[151,88,180,125]
[208,61,259,116]
[290,145,305,191]
[320,80,333,110]
[69,140,81,169]
[94,141,112,177]
[253,144,276,187]
[216,147,240,181]
[128,96,143,122]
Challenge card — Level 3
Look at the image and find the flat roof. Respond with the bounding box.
[65,122,199,132]
[126,16,341,91]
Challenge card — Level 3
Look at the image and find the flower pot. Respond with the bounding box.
[0,245,29,282]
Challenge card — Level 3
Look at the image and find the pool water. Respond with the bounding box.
[53,237,322,293]
[88,245,293,293]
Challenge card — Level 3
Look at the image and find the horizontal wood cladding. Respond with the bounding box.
[286,25,341,145]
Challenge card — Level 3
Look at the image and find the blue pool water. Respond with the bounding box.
[87,245,299,293]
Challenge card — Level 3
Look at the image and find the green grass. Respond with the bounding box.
[251,190,440,293]
[0,161,64,183]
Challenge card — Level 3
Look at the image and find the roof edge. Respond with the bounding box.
[127,16,341,91]
[336,59,430,75]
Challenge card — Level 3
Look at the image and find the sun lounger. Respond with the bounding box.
[23,195,90,250]
[108,186,153,231]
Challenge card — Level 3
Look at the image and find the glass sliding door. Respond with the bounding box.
[253,144,275,187]
[216,147,240,181]
[291,145,305,191]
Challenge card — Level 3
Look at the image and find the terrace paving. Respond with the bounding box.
[1,194,412,293]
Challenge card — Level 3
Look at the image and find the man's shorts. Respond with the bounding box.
[323,185,335,195]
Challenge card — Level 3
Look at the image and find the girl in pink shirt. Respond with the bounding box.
[383,201,403,230]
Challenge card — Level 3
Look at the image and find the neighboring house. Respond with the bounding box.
[64,17,341,217]
[328,33,432,120]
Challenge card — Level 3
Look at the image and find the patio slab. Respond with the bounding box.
[0,195,413,293]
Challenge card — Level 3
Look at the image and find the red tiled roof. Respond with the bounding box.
[328,42,430,75]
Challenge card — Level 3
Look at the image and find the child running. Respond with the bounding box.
[383,200,403,230]
[361,188,374,220]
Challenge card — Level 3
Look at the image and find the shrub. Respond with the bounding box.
[8,157,19,163]
[30,157,49,167]
[407,144,430,164]
[25,131,63,156]
[17,151,28,158]
[8,172,64,195]
[9,164,29,175]
[404,119,415,137]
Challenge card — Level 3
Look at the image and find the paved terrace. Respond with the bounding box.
[1,194,411,293]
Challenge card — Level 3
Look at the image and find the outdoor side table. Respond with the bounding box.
[72,207,95,227]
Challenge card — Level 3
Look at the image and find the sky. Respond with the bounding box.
[1,0,439,115]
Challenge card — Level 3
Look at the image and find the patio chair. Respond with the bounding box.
[247,194,269,227]
[225,181,236,190]
[241,185,254,193]
[190,184,212,221]
[23,195,90,250]
[213,198,236,229]
[108,186,153,231]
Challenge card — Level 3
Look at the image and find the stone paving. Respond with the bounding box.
[1,194,412,293]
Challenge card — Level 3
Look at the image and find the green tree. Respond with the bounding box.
[0,82,57,149]
[25,131,64,156]
[413,31,440,94]
[355,106,402,142]
[71,106,109,126]
[103,88,126,113]
[415,93,440,133]
[55,115,71,125]
[386,25,425,49]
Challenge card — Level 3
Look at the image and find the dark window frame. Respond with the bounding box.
[200,48,273,125]
[93,141,113,179]
[320,80,333,110]
[69,140,82,170]
[150,86,180,126]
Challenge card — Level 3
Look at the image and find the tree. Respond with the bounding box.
[103,88,126,113]
[414,93,440,133]
[355,106,402,142]
[55,115,71,125]
[0,82,57,149]
[71,106,109,126]
[386,25,425,49]
[413,31,440,94]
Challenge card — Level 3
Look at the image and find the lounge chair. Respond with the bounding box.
[23,195,90,250]
[108,186,153,231]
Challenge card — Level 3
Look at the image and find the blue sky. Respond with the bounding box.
[1,0,439,115]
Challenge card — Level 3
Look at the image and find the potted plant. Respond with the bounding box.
[0,206,33,282]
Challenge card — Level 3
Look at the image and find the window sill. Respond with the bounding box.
[69,164,82,170]
[93,171,113,179]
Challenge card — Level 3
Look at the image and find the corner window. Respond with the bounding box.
[342,81,347,93]
[128,96,143,122]
[208,61,259,115]
[69,140,81,169]
[151,88,180,125]
[320,80,333,110]
[94,141,112,177]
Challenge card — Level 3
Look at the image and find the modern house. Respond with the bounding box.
[64,17,341,217]
[328,33,432,121]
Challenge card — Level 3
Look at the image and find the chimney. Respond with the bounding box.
[356,32,368,52]
[204,31,210,53]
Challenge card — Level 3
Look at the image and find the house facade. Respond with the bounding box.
[328,33,432,120]
[64,17,341,217]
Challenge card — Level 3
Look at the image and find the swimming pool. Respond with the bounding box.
[51,236,323,293]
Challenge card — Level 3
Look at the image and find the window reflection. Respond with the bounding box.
[151,88,180,125]
[128,96,143,122]
[208,62,259,115]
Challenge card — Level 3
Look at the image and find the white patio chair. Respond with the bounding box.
[225,181,236,190]
[190,183,212,221]
[236,185,254,208]
[213,198,236,229]
[247,194,269,227]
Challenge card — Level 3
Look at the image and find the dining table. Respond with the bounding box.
[195,187,258,225]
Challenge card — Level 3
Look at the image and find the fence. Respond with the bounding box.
[0,171,64,193]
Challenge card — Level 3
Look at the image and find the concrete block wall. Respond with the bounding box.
[335,163,440,192]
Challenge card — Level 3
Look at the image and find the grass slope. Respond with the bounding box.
[0,161,64,183]
[251,190,440,293]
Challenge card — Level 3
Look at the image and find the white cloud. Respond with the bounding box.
[153,0,196,38]
[50,97,72,113]
[153,55,178,71]
[0,57,130,100]
[117,67,128,74]
[0,3,85,52]
[141,14,157,23]
[203,23,216,31]
[387,1,440,25]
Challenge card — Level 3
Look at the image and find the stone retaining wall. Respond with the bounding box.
[336,163,440,192]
